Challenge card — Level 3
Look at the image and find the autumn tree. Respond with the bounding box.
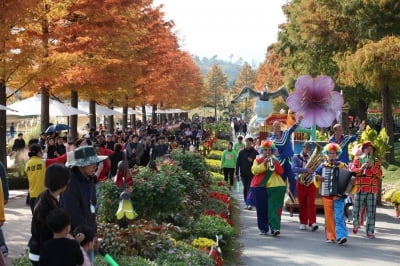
[256,44,286,112]
[277,0,374,120]
[337,36,400,163]
[204,64,228,118]
[0,0,42,165]
[232,62,256,120]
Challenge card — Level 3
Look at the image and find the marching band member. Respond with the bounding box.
[251,140,285,236]
[329,121,365,164]
[313,143,348,244]
[349,141,382,238]
[292,142,318,231]
[271,116,302,207]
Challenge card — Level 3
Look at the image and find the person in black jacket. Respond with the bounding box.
[12,133,25,152]
[235,137,259,210]
[28,164,70,266]
[61,146,107,264]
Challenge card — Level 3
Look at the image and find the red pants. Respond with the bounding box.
[297,182,317,225]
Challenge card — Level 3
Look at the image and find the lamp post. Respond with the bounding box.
[341,102,350,135]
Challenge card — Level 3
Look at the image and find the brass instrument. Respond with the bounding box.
[298,144,324,186]
[269,157,275,171]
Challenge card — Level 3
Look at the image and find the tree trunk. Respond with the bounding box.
[40,85,50,133]
[382,85,395,163]
[89,100,96,129]
[0,79,6,167]
[142,104,146,125]
[131,114,136,130]
[122,106,128,130]
[70,90,78,143]
[107,99,114,134]
[358,99,368,122]
[379,85,395,205]
[152,104,157,125]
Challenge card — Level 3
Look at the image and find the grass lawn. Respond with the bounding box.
[382,142,400,188]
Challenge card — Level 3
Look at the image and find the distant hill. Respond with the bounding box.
[192,55,245,87]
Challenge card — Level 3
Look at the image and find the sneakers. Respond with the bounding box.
[259,230,268,236]
[244,205,252,210]
[0,244,8,257]
[366,233,375,239]
[352,227,358,234]
[326,239,335,243]
[311,223,319,231]
[299,224,306,230]
[337,238,347,245]
[272,230,280,237]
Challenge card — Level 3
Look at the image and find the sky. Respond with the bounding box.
[152,0,287,65]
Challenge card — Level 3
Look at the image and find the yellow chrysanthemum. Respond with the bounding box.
[192,237,216,248]
[391,191,400,205]
[383,189,398,202]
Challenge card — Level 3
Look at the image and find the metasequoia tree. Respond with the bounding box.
[0,0,42,165]
[337,36,400,163]
[204,64,228,118]
[232,63,256,119]
[256,45,286,112]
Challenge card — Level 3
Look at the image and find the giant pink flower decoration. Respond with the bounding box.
[286,75,343,128]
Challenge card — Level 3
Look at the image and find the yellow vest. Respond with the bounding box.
[25,156,46,197]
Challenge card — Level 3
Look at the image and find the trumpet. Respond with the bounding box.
[268,157,275,171]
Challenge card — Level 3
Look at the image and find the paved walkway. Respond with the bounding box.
[3,187,400,266]
[231,188,400,266]
[3,190,30,266]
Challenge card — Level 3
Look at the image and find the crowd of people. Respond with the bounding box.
[228,118,383,245]
[2,117,219,265]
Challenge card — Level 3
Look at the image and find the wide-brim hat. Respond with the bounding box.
[66,146,108,167]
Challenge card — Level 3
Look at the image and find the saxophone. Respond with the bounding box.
[298,144,324,186]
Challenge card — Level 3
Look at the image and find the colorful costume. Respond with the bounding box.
[251,141,286,235]
[292,151,318,230]
[271,123,298,197]
[349,141,382,238]
[313,143,348,244]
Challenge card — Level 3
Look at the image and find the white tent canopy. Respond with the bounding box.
[6,95,88,116]
[114,107,141,115]
[78,101,121,116]
[0,104,16,112]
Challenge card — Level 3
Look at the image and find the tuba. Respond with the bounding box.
[298,144,324,186]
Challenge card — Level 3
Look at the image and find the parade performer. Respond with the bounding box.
[251,140,286,236]
[313,143,348,244]
[329,121,365,164]
[292,142,318,231]
[271,116,302,201]
[349,141,382,238]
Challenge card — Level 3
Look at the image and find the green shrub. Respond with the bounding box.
[202,197,229,214]
[205,153,221,160]
[170,151,212,186]
[192,215,235,241]
[209,184,230,194]
[98,221,175,259]
[131,167,186,221]
[97,180,121,223]
[8,176,29,190]
[155,241,214,266]
[211,140,229,151]
[159,163,196,194]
